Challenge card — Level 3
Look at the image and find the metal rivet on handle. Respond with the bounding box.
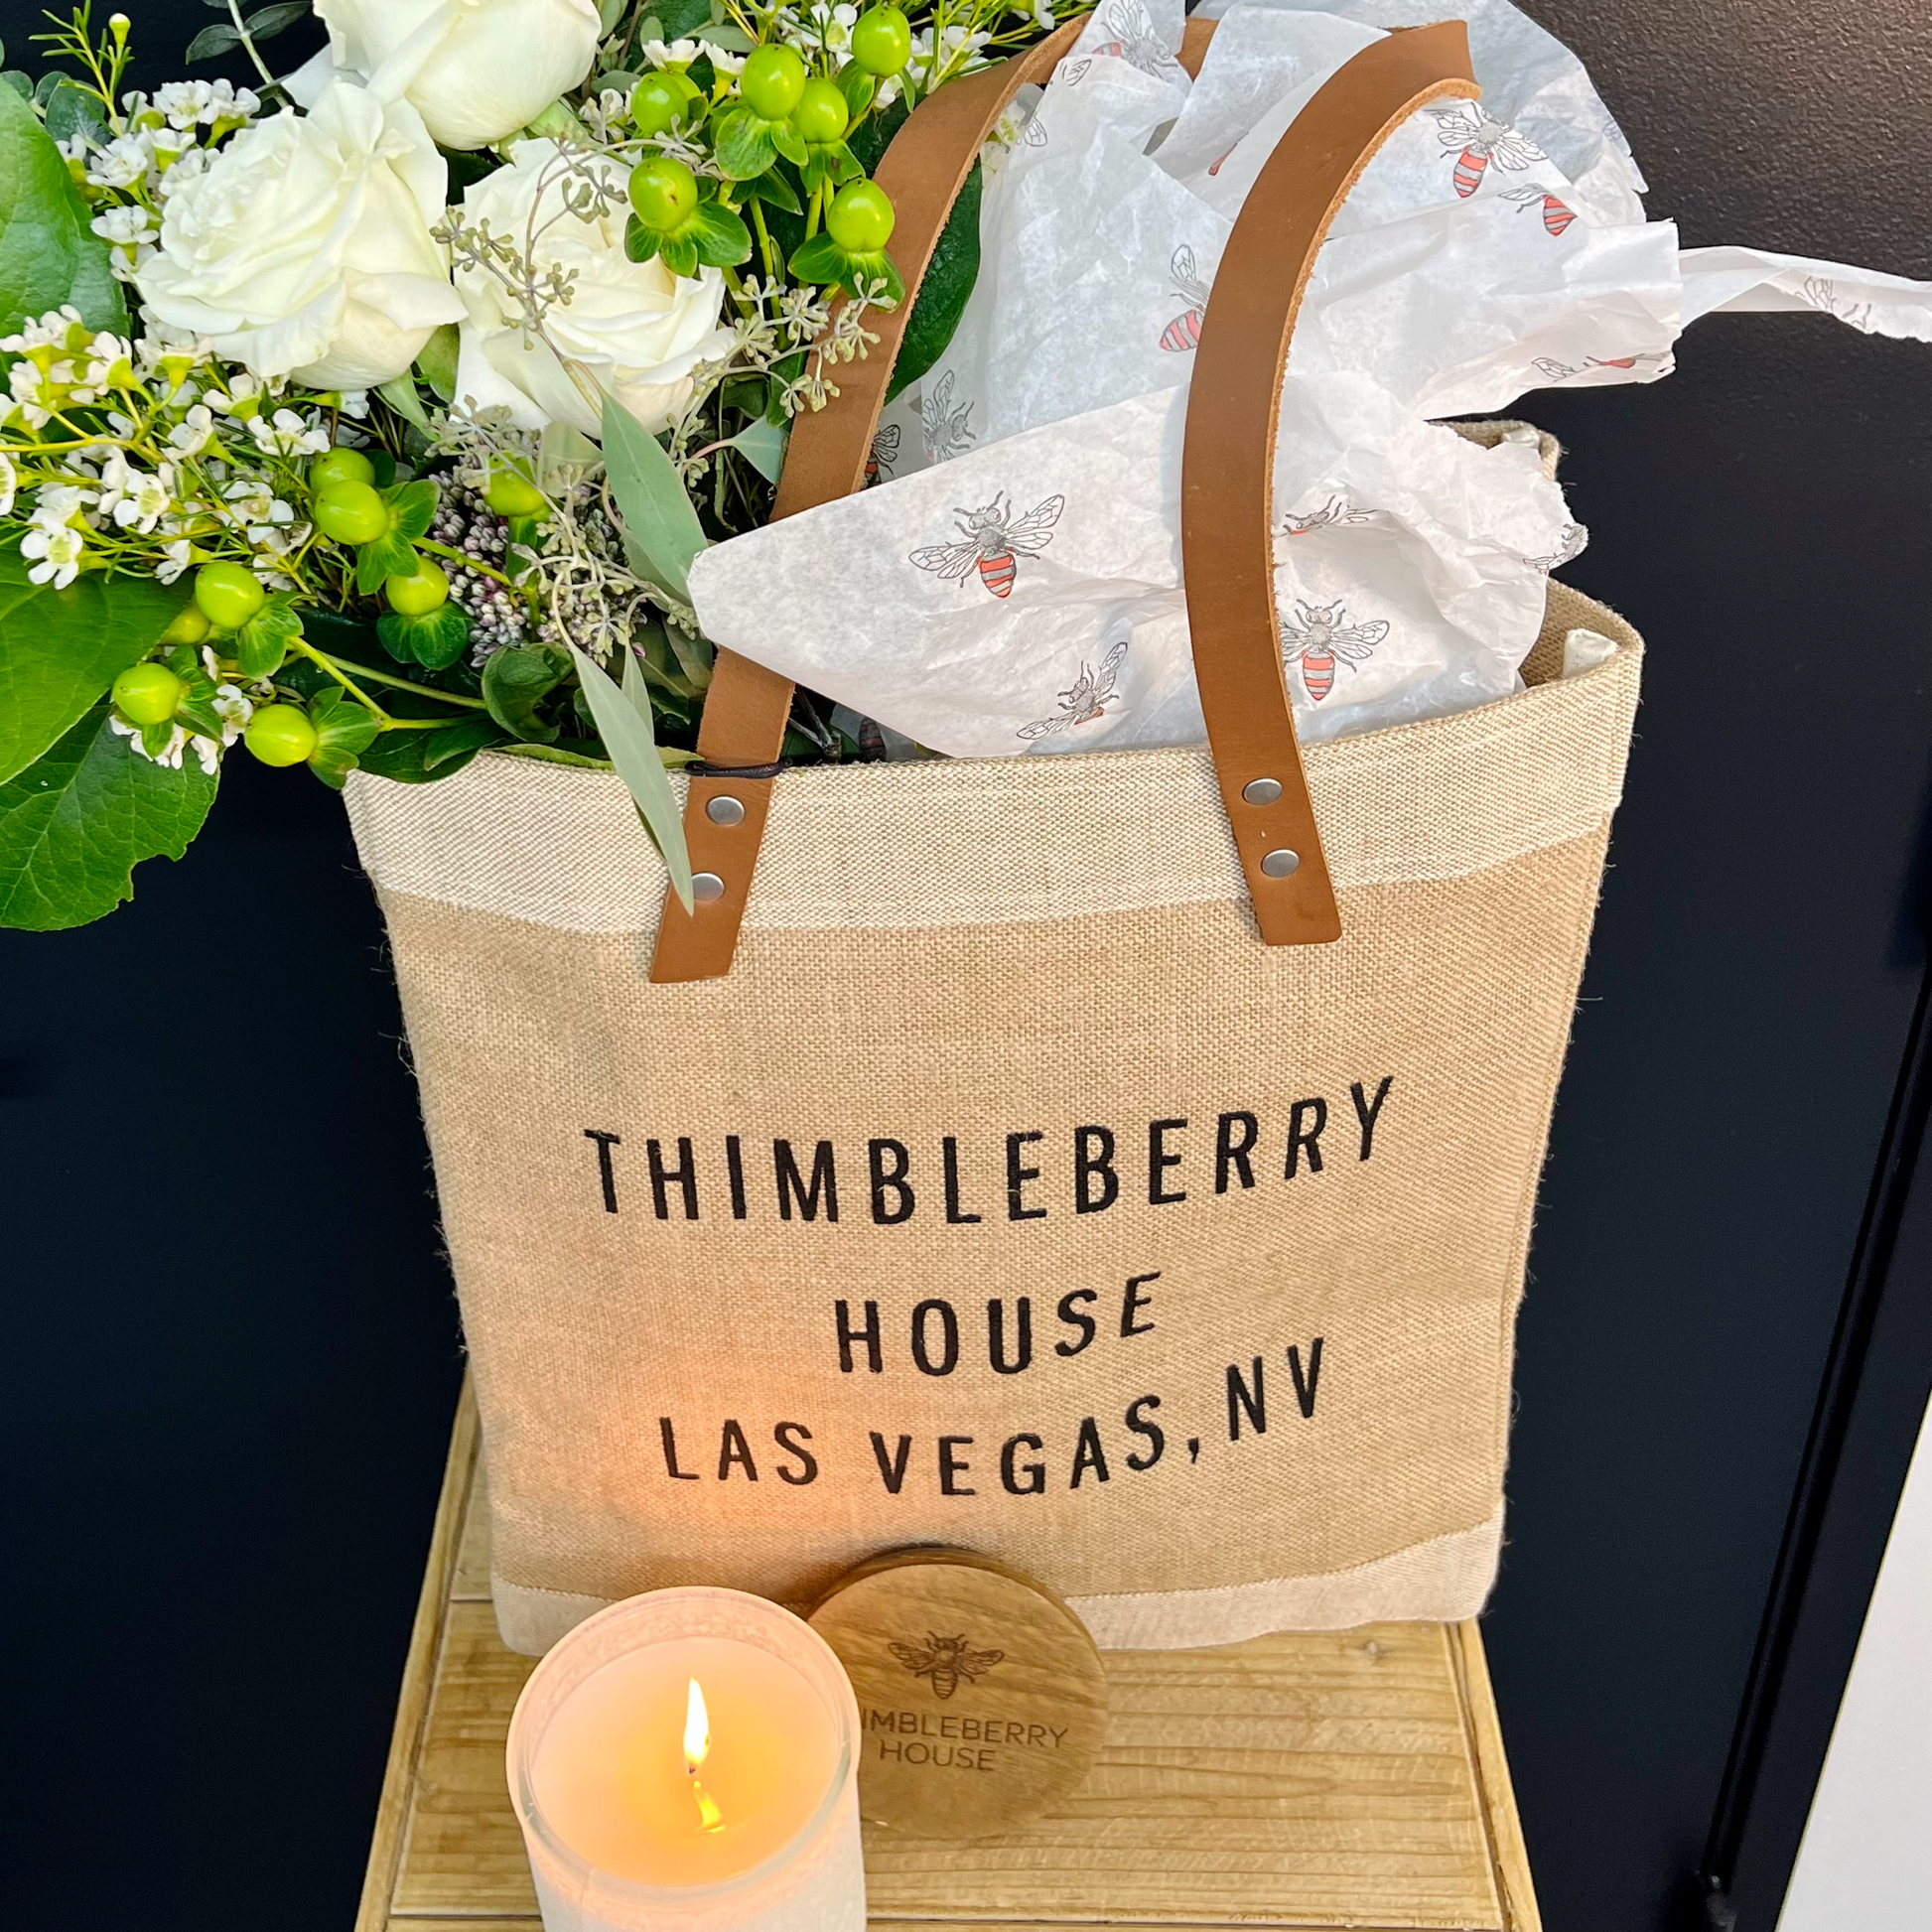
[1260,848,1301,879]
[691,872,726,903]
[705,794,746,826]
[1242,777,1283,806]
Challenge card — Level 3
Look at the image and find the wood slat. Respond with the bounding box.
[368,1384,1536,1932]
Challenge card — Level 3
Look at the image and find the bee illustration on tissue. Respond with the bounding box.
[1427,102,1546,198]
[1018,638,1130,740]
[1279,600,1390,703]
[1282,495,1375,536]
[866,424,899,485]
[1161,246,1210,352]
[1092,0,1171,76]
[911,491,1065,599]
[920,370,976,462]
[1502,183,1577,235]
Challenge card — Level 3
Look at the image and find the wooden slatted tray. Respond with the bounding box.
[355,1385,1540,1932]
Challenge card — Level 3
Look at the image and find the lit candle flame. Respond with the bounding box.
[684,1678,725,1834]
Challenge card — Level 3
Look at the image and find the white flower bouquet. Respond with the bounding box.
[0,0,1065,928]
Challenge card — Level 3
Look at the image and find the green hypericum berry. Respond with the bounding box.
[629,155,700,232]
[791,75,850,145]
[483,468,547,517]
[630,70,699,136]
[308,446,377,493]
[384,556,450,617]
[160,603,212,646]
[312,481,390,546]
[740,44,807,119]
[244,704,320,768]
[110,662,186,728]
[193,560,268,630]
[827,179,896,252]
[851,7,912,75]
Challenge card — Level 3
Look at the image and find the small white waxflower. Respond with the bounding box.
[156,539,195,584]
[110,714,192,768]
[211,684,255,746]
[168,404,218,456]
[248,407,331,458]
[153,80,214,129]
[0,452,15,517]
[114,468,175,535]
[640,36,747,71]
[30,483,95,528]
[20,521,87,589]
[1032,0,1056,27]
[86,131,155,191]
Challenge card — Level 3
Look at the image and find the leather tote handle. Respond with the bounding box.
[649,19,1477,982]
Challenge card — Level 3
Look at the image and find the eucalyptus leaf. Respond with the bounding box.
[729,415,788,483]
[2,74,32,102]
[0,77,126,335]
[599,394,707,605]
[599,0,629,29]
[570,644,693,910]
[701,21,755,50]
[0,706,217,930]
[0,548,194,783]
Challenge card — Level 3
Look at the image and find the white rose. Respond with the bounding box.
[136,82,462,389]
[452,142,735,438]
[287,0,603,152]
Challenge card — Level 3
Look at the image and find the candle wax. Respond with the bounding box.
[530,1636,841,1887]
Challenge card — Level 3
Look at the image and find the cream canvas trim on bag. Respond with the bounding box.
[343,587,1639,936]
[488,1508,1504,1656]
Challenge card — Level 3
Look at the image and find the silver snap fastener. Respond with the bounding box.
[1260,848,1301,879]
[705,794,746,826]
[691,872,726,903]
[1242,777,1283,806]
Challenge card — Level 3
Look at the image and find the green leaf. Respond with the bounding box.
[42,78,107,149]
[599,394,708,605]
[623,212,664,265]
[2,74,32,102]
[728,414,788,483]
[571,643,693,910]
[769,120,809,168]
[354,529,419,595]
[357,715,504,783]
[388,479,440,542]
[787,230,848,288]
[377,603,472,671]
[0,549,194,783]
[0,705,216,929]
[846,248,905,306]
[416,323,460,402]
[656,0,716,34]
[657,232,700,279]
[687,199,752,268]
[376,372,433,433]
[186,23,242,62]
[234,592,303,680]
[305,686,381,789]
[243,1,311,39]
[599,0,630,30]
[663,622,714,690]
[483,643,571,743]
[889,159,980,400]
[837,63,877,120]
[739,168,801,215]
[0,76,127,336]
[713,107,778,182]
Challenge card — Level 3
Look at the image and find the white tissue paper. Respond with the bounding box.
[688,0,1932,759]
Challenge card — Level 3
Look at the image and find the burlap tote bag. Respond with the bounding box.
[345,21,1643,1657]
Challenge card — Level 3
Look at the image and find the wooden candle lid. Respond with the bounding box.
[807,1548,1109,1840]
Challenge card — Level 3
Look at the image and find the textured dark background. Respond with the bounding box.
[1,3,1928,1929]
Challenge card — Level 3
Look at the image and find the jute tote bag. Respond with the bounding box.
[345,20,1644,1656]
